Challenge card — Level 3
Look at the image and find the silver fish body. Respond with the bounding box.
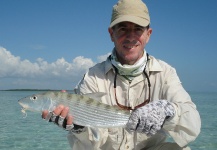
[18,91,130,128]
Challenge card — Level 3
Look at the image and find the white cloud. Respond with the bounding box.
[0,47,108,89]
[97,52,111,62]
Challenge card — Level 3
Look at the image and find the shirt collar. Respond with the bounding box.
[104,56,114,74]
[147,55,163,72]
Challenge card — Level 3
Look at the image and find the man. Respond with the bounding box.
[42,0,201,149]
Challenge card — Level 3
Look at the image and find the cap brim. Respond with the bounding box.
[109,15,150,28]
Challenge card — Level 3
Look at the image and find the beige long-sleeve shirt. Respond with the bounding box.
[68,55,201,150]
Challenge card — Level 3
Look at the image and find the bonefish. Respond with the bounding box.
[18,91,130,128]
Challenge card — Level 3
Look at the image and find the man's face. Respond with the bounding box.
[109,22,152,65]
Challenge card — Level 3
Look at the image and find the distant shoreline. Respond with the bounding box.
[0,89,67,91]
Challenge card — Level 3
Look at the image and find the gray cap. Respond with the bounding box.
[110,0,150,28]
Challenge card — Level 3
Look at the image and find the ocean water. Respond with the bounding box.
[0,91,216,150]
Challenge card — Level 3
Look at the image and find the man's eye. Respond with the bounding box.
[135,27,144,31]
[118,27,126,32]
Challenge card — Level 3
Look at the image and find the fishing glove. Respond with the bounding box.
[45,112,86,134]
[126,100,175,136]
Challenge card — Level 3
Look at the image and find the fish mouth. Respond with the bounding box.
[18,100,24,107]
[18,100,28,110]
[18,100,28,117]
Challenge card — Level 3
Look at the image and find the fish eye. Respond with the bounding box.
[31,96,37,101]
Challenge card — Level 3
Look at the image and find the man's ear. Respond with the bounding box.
[108,27,114,42]
[146,28,152,43]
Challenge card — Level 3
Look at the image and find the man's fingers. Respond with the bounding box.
[53,105,64,115]
[46,105,64,123]
[42,105,75,130]
[60,107,69,118]
[126,110,140,132]
[57,106,70,127]
[67,114,73,125]
[42,105,66,120]
[41,110,49,119]
[65,115,74,130]
[42,110,53,121]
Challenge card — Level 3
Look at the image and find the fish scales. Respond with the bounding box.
[18,91,131,128]
[66,92,129,127]
[71,107,128,127]
[57,92,129,116]
[47,92,129,113]
[75,100,128,117]
[65,96,129,127]
[49,92,130,127]
[72,107,128,121]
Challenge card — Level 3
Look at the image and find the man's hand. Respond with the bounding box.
[42,105,74,129]
[42,105,85,133]
[126,100,175,136]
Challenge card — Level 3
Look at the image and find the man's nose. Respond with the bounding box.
[126,29,136,39]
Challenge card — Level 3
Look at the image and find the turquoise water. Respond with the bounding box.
[0,91,216,150]
[189,92,217,150]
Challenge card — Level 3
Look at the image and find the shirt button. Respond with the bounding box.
[126,145,129,149]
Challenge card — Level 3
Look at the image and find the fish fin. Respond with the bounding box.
[47,100,57,112]
[90,127,100,141]
[83,92,107,102]
[47,105,56,112]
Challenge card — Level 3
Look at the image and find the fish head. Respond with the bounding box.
[18,92,53,113]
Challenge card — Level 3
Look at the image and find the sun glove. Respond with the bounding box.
[45,112,85,134]
[126,100,175,136]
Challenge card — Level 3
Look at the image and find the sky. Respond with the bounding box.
[0,0,217,92]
